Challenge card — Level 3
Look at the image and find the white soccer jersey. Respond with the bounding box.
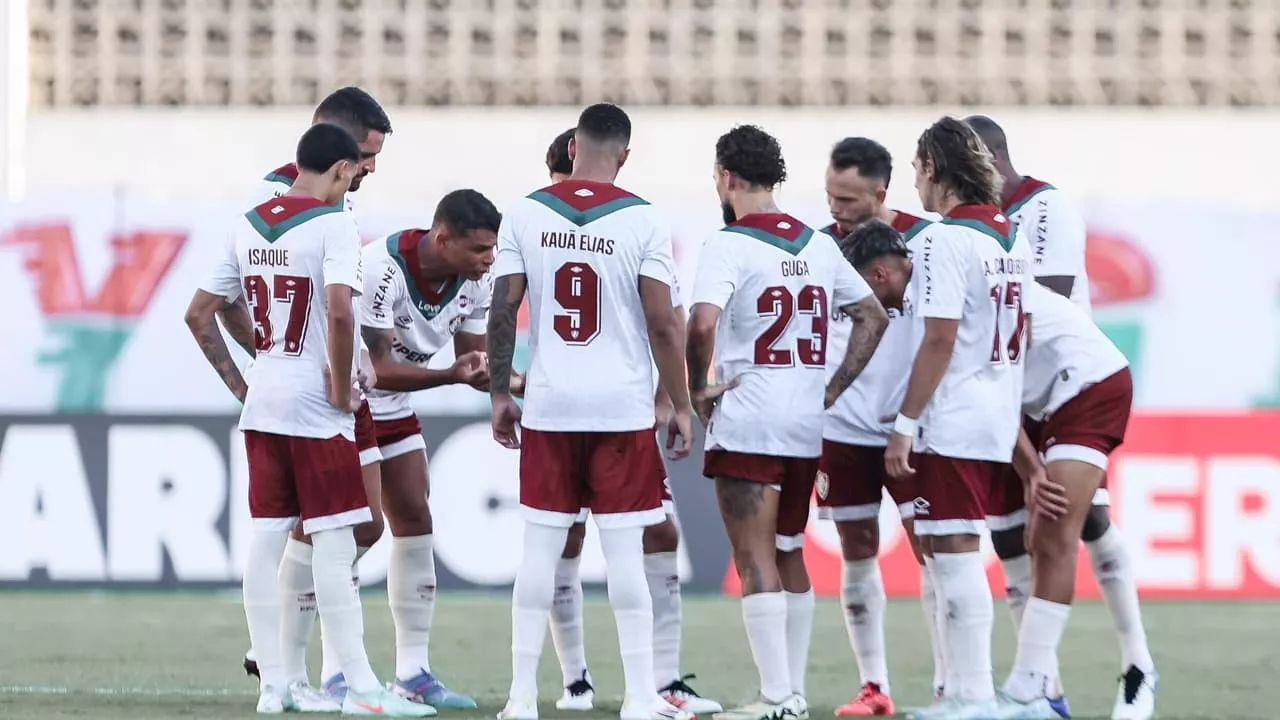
[1004,176,1092,315]
[1022,281,1128,420]
[360,230,492,421]
[492,179,678,432]
[694,213,874,459]
[257,163,357,218]
[200,196,363,440]
[912,205,1033,462]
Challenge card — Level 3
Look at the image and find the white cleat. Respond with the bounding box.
[660,675,723,715]
[712,694,801,720]
[556,673,595,711]
[621,696,695,720]
[907,696,1000,720]
[498,697,539,720]
[784,695,809,720]
[256,686,295,714]
[1111,666,1157,720]
[288,681,342,713]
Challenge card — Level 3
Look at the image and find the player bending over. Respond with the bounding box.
[986,283,1137,720]
[817,139,936,717]
[540,127,724,716]
[226,87,395,708]
[967,114,1156,720]
[358,189,506,710]
[185,123,430,718]
[487,102,696,720]
[688,124,888,720]
[882,117,1033,720]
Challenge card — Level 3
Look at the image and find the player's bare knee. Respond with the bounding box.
[643,518,679,554]
[562,522,586,558]
[776,549,811,593]
[1081,504,1112,543]
[930,533,980,555]
[1028,518,1076,561]
[385,500,431,537]
[990,525,1028,560]
[732,550,782,595]
[353,514,385,547]
[836,518,880,561]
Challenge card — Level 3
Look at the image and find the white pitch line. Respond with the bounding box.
[0,685,251,698]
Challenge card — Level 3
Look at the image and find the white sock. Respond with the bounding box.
[1003,597,1071,702]
[742,592,791,703]
[244,528,291,691]
[510,522,570,701]
[841,559,889,693]
[785,589,815,697]
[931,551,995,703]
[1088,527,1155,672]
[550,555,589,687]
[646,551,682,690]
[920,561,946,694]
[312,528,379,694]
[389,534,437,680]
[279,538,317,684]
[319,544,370,683]
[600,526,658,705]
[1001,553,1033,633]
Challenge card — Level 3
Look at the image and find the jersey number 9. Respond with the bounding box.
[755,285,828,367]
[553,262,601,345]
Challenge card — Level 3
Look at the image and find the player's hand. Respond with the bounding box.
[664,409,693,461]
[1028,466,1069,521]
[510,372,526,398]
[450,350,489,389]
[884,432,915,479]
[322,365,361,413]
[490,393,522,449]
[654,398,675,429]
[357,354,377,393]
[691,377,740,426]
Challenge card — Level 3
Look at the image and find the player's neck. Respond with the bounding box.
[875,206,898,224]
[731,192,780,221]
[414,232,455,284]
[286,174,332,203]
[567,160,619,185]
[999,168,1024,207]
[935,193,967,216]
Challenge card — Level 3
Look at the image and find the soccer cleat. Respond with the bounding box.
[986,692,1069,720]
[1048,695,1072,718]
[323,672,350,704]
[906,697,1000,720]
[342,688,438,717]
[785,694,809,720]
[1111,666,1157,720]
[556,671,596,711]
[256,686,297,715]
[497,697,539,720]
[244,650,260,679]
[289,681,343,713]
[621,696,696,720]
[394,669,478,709]
[712,694,801,720]
[660,674,723,714]
[834,683,895,717]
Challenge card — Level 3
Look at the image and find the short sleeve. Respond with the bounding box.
[360,244,399,329]
[670,276,684,308]
[460,274,492,334]
[1027,192,1086,280]
[829,237,873,307]
[916,228,967,320]
[691,233,737,309]
[639,213,678,287]
[323,216,363,294]
[199,232,243,301]
[492,210,525,278]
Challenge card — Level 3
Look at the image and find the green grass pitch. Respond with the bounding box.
[0,592,1275,719]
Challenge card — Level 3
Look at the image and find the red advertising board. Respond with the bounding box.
[724,413,1280,599]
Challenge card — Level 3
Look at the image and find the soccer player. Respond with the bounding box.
[989,283,1136,720]
[226,86,398,707]
[184,123,430,717]
[816,138,936,716]
[822,137,931,242]
[688,125,889,720]
[487,103,695,720]
[966,115,1156,720]
[882,117,1032,720]
[358,189,504,709]
[541,128,724,715]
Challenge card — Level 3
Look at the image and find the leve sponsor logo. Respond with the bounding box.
[722,413,1280,599]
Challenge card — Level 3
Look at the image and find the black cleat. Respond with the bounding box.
[243,655,260,679]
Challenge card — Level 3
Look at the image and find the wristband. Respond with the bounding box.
[893,413,918,438]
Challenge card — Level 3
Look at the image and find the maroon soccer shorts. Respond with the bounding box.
[520,428,666,529]
[703,450,820,552]
[354,401,382,467]
[243,430,372,535]
[373,414,426,461]
[817,440,918,523]
[911,452,1004,537]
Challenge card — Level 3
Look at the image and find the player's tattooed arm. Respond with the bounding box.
[487,273,527,396]
[825,295,890,407]
[216,296,257,357]
[360,326,462,392]
[185,290,248,402]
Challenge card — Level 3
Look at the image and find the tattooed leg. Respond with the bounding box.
[714,477,782,595]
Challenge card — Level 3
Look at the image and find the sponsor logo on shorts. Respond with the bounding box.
[913,497,930,516]
[815,470,830,500]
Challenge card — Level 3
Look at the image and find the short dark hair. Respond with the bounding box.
[546,127,575,175]
[313,86,392,141]
[847,220,909,271]
[296,123,361,174]
[715,125,787,189]
[916,116,1002,206]
[829,137,894,186]
[963,115,1008,155]
[576,103,631,146]
[433,189,501,236]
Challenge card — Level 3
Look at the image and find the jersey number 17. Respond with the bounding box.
[990,280,1026,365]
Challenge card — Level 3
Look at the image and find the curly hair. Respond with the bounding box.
[846,220,909,271]
[715,125,787,189]
[915,117,1001,206]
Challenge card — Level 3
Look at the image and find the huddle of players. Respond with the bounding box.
[184,84,1157,720]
